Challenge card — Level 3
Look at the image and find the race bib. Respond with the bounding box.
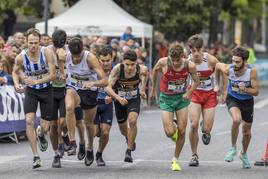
[70,77,85,88]
[29,73,47,80]
[168,81,185,93]
[198,79,212,89]
[118,89,138,99]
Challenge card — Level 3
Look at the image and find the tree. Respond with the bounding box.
[114,0,209,41]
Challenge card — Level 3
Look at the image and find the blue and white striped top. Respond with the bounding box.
[228,64,253,100]
[21,47,51,89]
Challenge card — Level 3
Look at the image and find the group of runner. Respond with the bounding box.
[12,28,261,171]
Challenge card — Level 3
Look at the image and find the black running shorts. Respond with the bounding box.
[114,98,140,124]
[226,95,254,123]
[24,86,53,121]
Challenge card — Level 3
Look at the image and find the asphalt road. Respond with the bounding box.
[0,89,268,179]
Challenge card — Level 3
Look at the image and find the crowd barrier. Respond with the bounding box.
[0,85,39,143]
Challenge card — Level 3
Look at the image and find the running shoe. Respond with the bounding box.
[124,149,133,163]
[36,126,48,152]
[62,132,70,151]
[85,150,94,166]
[171,159,181,171]
[96,152,106,166]
[239,151,251,169]
[202,133,211,145]
[189,154,199,167]
[32,156,42,169]
[77,143,86,160]
[224,147,237,162]
[52,154,61,168]
[67,142,77,156]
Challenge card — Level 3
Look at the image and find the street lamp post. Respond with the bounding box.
[44,0,49,34]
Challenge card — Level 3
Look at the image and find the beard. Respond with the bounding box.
[234,62,244,71]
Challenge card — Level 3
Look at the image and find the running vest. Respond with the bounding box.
[228,64,253,100]
[65,50,98,91]
[159,58,189,95]
[47,45,66,88]
[113,64,140,100]
[190,53,214,91]
[22,47,51,89]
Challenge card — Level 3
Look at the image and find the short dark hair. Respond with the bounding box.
[25,28,41,40]
[41,33,49,37]
[98,45,113,57]
[169,43,184,59]
[52,29,67,48]
[188,34,203,49]
[123,49,137,62]
[232,46,249,61]
[68,37,83,55]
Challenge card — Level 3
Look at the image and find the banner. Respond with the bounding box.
[254,59,268,84]
[0,85,39,133]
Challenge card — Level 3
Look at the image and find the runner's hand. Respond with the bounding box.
[24,77,37,86]
[0,77,7,85]
[105,96,113,104]
[214,85,220,95]
[219,92,227,104]
[238,82,246,92]
[14,84,24,93]
[117,96,128,105]
[140,90,147,99]
[182,91,191,100]
[59,73,66,80]
[82,81,95,89]
[149,88,156,99]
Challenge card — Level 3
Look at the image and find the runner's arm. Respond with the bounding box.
[87,53,108,88]
[12,54,23,87]
[151,58,164,91]
[56,48,67,79]
[106,64,121,101]
[241,67,259,96]
[139,65,148,93]
[187,61,200,95]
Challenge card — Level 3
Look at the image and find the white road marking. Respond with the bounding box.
[0,155,25,164]
[142,110,161,114]
[214,131,230,136]
[3,159,247,164]
[254,98,268,109]
[257,122,268,126]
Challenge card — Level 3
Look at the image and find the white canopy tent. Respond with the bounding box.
[35,0,153,72]
[35,0,153,39]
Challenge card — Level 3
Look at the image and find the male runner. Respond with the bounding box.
[107,49,148,163]
[215,46,259,169]
[150,43,199,171]
[12,28,55,169]
[93,46,114,166]
[187,35,226,166]
[60,37,108,166]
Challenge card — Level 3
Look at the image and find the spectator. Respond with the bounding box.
[13,32,25,49]
[110,38,119,50]
[120,26,135,41]
[82,35,90,50]
[40,33,51,47]
[2,45,19,74]
[0,60,13,86]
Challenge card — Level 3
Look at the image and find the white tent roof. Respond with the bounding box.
[35,0,153,38]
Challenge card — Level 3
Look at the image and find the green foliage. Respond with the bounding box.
[0,0,45,19]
